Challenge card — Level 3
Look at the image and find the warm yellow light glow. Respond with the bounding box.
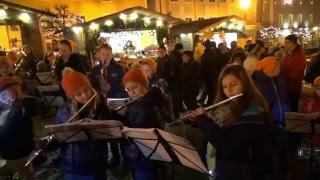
[240,0,250,9]
[228,23,235,29]
[129,13,138,21]
[143,17,150,25]
[283,23,289,29]
[156,19,163,27]
[19,12,31,23]
[313,27,319,31]
[105,20,113,26]
[119,13,127,21]
[0,9,6,19]
[180,34,186,38]
[293,22,298,28]
[72,26,83,34]
[236,24,243,30]
[89,23,99,31]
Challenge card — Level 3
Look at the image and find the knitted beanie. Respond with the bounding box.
[122,68,149,89]
[141,59,157,74]
[61,67,91,98]
[0,76,22,97]
[255,57,278,76]
[0,56,14,69]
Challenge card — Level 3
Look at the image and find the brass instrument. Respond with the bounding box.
[168,93,243,126]
[50,56,59,81]
[12,50,26,75]
[25,92,98,166]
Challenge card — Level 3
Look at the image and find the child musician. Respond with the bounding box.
[0,56,14,77]
[121,68,166,180]
[0,76,34,178]
[57,67,111,180]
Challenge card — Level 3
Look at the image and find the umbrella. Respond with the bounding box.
[122,127,210,176]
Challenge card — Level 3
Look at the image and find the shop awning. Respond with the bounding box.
[81,6,185,28]
[170,15,262,37]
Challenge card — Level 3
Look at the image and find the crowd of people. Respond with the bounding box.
[0,34,320,180]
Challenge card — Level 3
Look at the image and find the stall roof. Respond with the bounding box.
[82,6,185,27]
[0,0,56,17]
[170,15,262,35]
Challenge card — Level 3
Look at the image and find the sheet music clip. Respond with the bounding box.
[37,84,65,107]
[36,72,53,84]
[45,119,124,143]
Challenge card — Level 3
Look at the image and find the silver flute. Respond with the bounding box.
[168,93,243,126]
[114,95,144,112]
[25,92,98,166]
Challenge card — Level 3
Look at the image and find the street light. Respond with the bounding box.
[240,0,250,19]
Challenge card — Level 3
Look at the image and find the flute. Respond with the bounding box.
[169,93,243,126]
[114,95,144,112]
[25,92,98,166]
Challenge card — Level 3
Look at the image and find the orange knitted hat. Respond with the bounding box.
[313,76,320,88]
[0,76,22,97]
[61,67,91,98]
[141,59,158,74]
[255,57,278,76]
[0,56,14,69]
[122,68,149,89]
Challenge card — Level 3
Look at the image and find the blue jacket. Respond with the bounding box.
[121,89,165,171]
[252,71,290,124]
[196,105,270,180]
[56,94,111,175]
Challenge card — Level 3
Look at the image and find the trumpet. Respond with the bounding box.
[168,93,243,126]
[25,92,98,166]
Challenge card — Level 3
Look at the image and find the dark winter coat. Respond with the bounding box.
[304,54,320,84]
[0,98,40,160]
[252,71,290,124]
[90,59,127,98]
[54,53,87,81]
[121,88,165,171]
[196,105,270,180]
[156,55,179,93]
[56,94,111,176]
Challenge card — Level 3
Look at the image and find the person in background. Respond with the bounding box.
[190,64,271,180]
[0,76,34,178]
[36,50,57,73]
[121,68,164,180]
[280,34,306,112]
[0,56,14,77]
[301,76,320,113]
[230,41,238,54]
[217,42,232,71]
[243,43,265,76]
[54,39,86,81]
[304,47,320,84]
[56,67,111,180]
[169,43,184,67]
[193,35,205,62]
[252,57,290,179]
[228,51,246,66]
[21,45,38,79]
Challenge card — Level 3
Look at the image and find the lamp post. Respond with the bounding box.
[240,0,250,20]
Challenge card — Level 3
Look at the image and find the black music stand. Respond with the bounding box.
[122,127,210,176]
[37,85,65,108]
[45,119,124,143]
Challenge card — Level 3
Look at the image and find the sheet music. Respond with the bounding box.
[36,72,53,84]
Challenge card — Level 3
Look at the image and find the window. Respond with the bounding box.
[197,0,204,2]
[185,18,192,21]
[288,14,293,24]
[184,4,193,15]
[198,17,204,20]
[309,14,313,23]
[221,0,226,2]
[298,14,303,24]
[278,14,283,26]
[209,0,215,2]
[185,0,191,2]
[170,5,180,15]
[197,4,205,16]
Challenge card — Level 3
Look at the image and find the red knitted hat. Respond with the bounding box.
[122,68,148,89]
[61,68,91,98]
[141,59,157,74]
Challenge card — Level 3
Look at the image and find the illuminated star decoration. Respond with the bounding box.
[260,26,282,39]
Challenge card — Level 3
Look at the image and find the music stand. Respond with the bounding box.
[45,119,123,143]
[37,85,65,108]
[285,112,320,133]
[122,127,210,176]
[36,72,53,84]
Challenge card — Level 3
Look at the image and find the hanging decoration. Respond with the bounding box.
[40,4,84,40]
[260,26,282,39]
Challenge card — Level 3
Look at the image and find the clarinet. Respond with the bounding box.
[168,93,243,126]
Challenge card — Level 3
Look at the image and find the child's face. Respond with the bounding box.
[99,48,112,65]
[0,63,11,76]
[222,74,243,98]
[0,89,16,105]
[125,82,147,99]
[74,86,93,104]
[141,64,153,77]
